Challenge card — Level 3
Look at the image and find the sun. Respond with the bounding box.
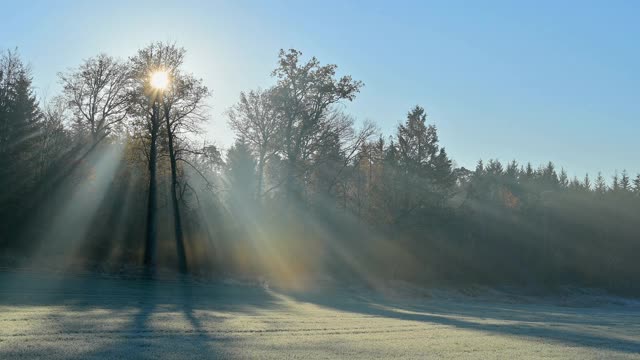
[150,70,170,90]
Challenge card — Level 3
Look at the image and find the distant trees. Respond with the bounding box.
[594,172,606,194]
[1,45,639,293]
[225,137,257,202]
[620,170,631,192]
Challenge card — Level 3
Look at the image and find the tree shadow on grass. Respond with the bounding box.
[282,289,640,354]
[0,270,282,359]
[3,270,638,356]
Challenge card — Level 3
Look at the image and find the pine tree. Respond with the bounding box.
[569,176,582,190]
[612,171,620,192]
[506,160,519,179]
[380,139,401,221]
[583,173,591,191]
[474,159,484,176]
[633,174,640,195]
[397,106,437,172]
[595,172,607,194]
[620,169,630,191]
[524,162,534,179]
[486,159,504,176]
[0,50,42,243]
[541,162,559,187]
[0,50,41,198]
[432,147,455,190]
[226,137,257,199]
[559,168,569,188]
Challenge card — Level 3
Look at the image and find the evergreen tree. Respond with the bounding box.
[569,176,582,190]
[595,172,607,194]
[379,139,401,222]
[524,162,534,179]
[432,147,455,191]
[612,171,620,192]
[397,106,438,173]
[226,137,257,199]
[633,174,640,195]
[558,168,569,188]
[486,159,504,176]
[541,162,559,187]
[474,159,484,176]
[0,50,41,208]
[396,105,449,211]
[384,139,399,166]
[583,173,591,191]
[620,169,630,192]
[506,160,519,179]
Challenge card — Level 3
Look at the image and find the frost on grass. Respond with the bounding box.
[0,272,639,359]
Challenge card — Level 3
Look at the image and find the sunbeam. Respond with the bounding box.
[24,142,126,271]
[1,11,639,357]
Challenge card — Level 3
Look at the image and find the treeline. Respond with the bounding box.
[1,44,639,292]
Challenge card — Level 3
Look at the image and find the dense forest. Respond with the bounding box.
[1,43,639,293]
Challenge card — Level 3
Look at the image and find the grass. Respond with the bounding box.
[0,270,638,359]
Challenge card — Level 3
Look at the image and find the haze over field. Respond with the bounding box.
[1,1,639,359]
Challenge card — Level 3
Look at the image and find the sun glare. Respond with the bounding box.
[150,71,169,90]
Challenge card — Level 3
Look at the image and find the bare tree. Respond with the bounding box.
[321,113,377,194]
[162,71,209,274]
[59,54,130,144]
[227,88,281,198]
[270,49,363,201]
[129,42,186,275]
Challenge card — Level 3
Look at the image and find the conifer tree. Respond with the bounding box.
[569,176,581,190]
[620,169,630,191]
[633,174,640,195]
[524,162,534,179]
[583,173,591,191]
[559,168,569,188]
[595,172,607,194]
[612,171,620,192]
[0,50,41,202]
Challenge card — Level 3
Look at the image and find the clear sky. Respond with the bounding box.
[2,0,638,179]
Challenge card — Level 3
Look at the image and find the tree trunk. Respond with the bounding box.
[285,154,298,204]
[165,106,188,274]
[256,149,266,199]
[144,103,159,277]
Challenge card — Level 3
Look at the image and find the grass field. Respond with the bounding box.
[0,271,638,359]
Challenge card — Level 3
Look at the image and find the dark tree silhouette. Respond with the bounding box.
[129,42,186,275]
[162,71,209,274]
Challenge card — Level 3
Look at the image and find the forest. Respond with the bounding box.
[1,43,639,293]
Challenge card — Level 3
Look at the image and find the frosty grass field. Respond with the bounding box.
[0,271,638,359]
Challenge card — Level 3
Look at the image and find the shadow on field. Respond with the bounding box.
[0,271,281,359]
[1,271,639,357]
[283,289,640,354]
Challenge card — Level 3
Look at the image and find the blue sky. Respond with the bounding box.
[2,0,638,179]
